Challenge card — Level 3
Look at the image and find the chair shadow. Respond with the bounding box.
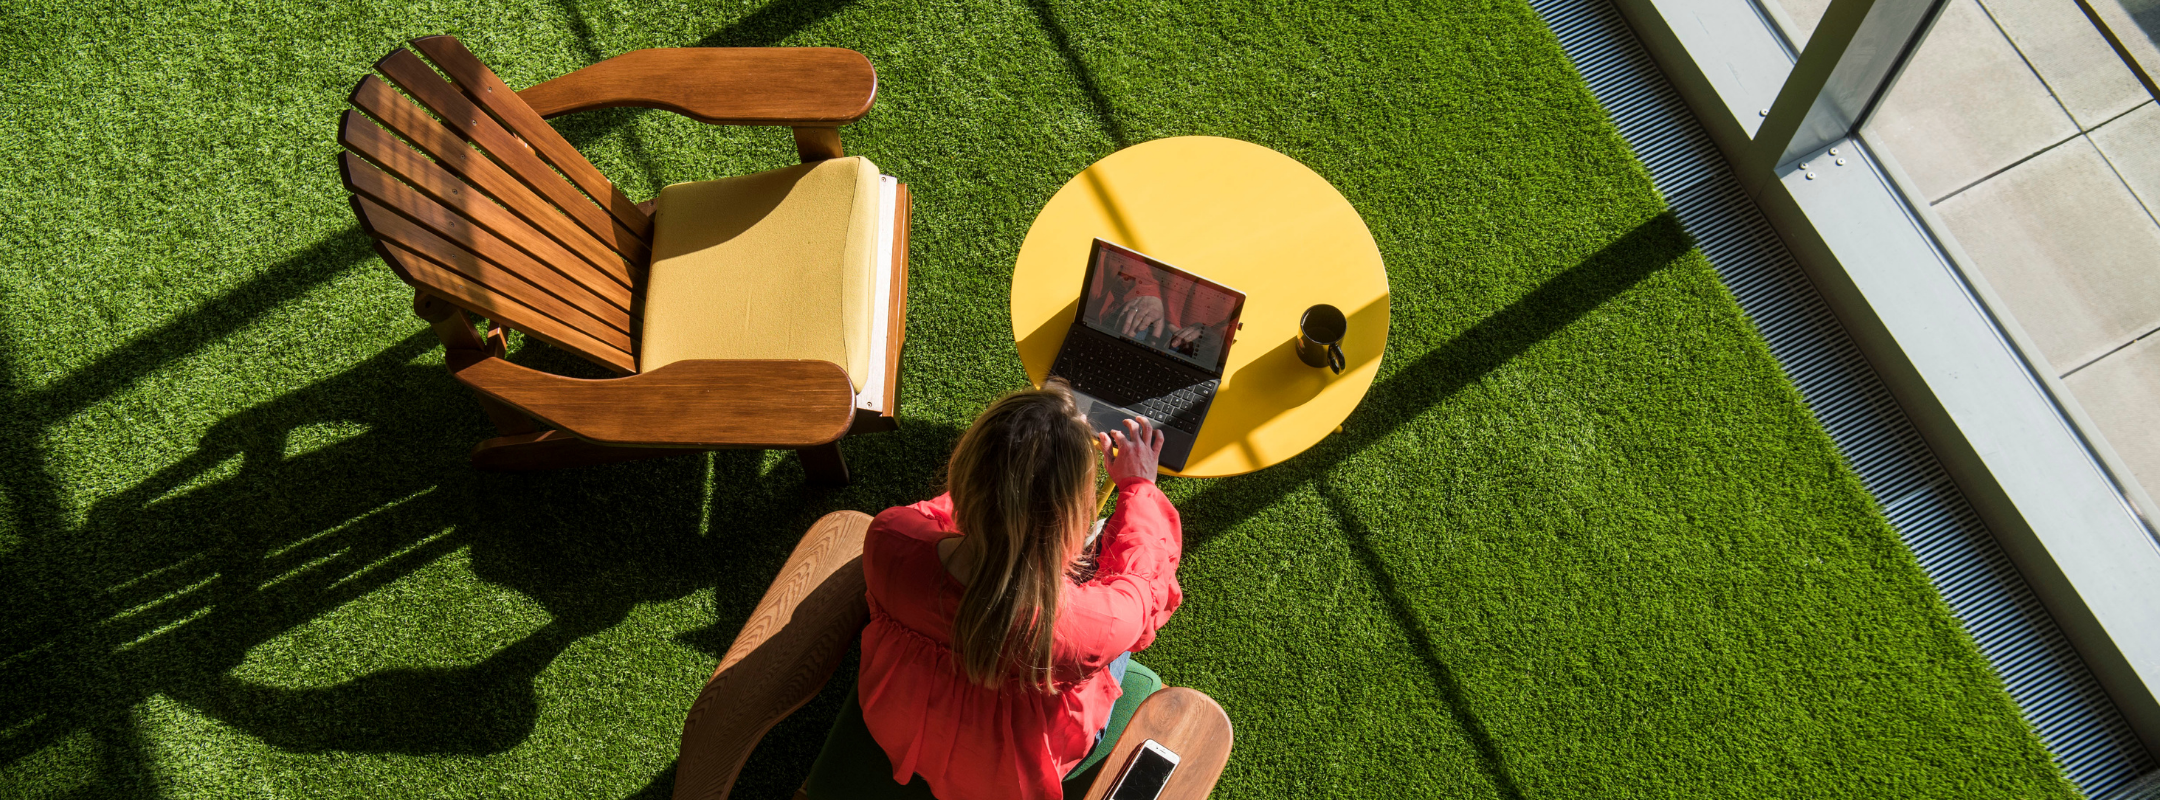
[5,332,696,759]
[0,314,961,795]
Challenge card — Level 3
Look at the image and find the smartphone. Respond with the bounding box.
[1107,739,1180,800]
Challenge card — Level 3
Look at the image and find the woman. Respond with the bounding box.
[858,383,1185,800]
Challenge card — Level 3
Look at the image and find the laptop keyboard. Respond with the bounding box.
[1052,332,1217,432]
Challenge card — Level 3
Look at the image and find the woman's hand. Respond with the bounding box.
[1099,417,1165,483]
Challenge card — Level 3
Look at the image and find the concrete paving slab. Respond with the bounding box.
[1871,0,2081,201]
[2090,100,2160,217]
[1983,0,2150,127]
[1935,136,2160,370]
[1773,0,1830,47]
[2065,333,2160,507]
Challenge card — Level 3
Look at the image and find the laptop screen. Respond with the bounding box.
[1079,239,1244,373]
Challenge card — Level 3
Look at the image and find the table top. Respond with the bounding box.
[1010,136,1389,478]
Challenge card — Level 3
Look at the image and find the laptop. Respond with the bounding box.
[1049,239,1246,472]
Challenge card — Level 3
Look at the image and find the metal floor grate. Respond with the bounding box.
[1525,0,2160,793]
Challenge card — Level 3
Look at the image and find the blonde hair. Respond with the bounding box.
[945,381,1099,693]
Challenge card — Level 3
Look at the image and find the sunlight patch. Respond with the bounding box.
[229,545,548,689]
[280,420,371,460]
[0,724,98,797]
[263,485,435,563]
[109,572,218,652]
[139,693,260,797]
[758,449,789,477]
[147,451,242,507]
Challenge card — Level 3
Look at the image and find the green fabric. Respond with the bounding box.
[1061,660,1162,792]
[800,684,937,800]
[801,661,1163,800]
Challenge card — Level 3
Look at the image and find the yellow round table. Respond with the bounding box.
[1010,136,1390,478]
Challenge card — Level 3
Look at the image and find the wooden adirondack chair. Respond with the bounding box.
[338,36,910,483]
[677,510,1236,800]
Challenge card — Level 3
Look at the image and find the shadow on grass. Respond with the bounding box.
[694,0,860,48]
[0,255,958,796]
[1024,0,1130,149]
[0,226,385,795]
[1320,479,1526,800]
[1171,212,1692,798]
[545,0,862,160]
[28,229,376,424]
[1178,212,1692,541]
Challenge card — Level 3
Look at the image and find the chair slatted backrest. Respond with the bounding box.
[339,36,652,374]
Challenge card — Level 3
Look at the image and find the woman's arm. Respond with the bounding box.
[870,492,955,538]
[1096,418,1178,579]
[1061,479,1184,659]
[1062,419,1183,659]
[864,493,958,603]
[919,492,954,523]
[1097,479,1180,575]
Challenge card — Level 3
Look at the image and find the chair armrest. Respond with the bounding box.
[448,352,855,448]
[1082,688,1235,800]
[517,47,876,126]
[674,511,872,800]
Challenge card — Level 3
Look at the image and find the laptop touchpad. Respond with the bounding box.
[1075,394,1132,436]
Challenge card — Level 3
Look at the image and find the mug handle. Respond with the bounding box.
[1327,342,1345,374]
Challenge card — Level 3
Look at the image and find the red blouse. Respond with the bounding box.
[858,477,1185,800]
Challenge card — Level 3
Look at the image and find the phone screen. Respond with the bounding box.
[1110,747,1176,800]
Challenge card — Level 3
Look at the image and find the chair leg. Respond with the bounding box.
[797,442,849,486]
[415,291,539,436]
[471,430,693,471]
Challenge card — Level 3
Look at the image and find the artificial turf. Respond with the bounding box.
[0,0,2079,797]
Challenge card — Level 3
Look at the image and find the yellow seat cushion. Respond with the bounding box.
[641,156,881,390]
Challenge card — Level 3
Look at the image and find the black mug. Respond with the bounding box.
[1298,304,1347,374]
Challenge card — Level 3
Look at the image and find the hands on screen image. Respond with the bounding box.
[1115,294,1166,340]
[1168,324,1206,354]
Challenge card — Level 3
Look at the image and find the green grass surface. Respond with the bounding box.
[0,0,2077,797]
